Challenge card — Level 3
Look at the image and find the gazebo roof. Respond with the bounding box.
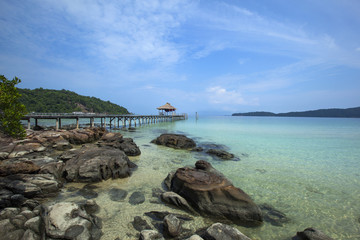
[157,102,176,110]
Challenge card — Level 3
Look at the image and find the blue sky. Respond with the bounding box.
[1,0,359,115]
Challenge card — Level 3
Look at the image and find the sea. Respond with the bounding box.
[44,116,360,239]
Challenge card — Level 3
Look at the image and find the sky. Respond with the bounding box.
[1,0,360,115]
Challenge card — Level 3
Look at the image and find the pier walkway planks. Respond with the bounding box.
[22,113,188,130]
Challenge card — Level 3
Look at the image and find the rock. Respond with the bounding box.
[204,223,251,240]
[295,228,334,240]
[61,128,105,144]
[108,188,128,202]
[52,139,72,151]
[99,133,141,156]
[83,200,100,215]
[5,174,61,198]
[168,160,263,226]
[132,216,152,231]
[20,210,36,219]
[0,219,16,236]
[0,207,20,220]
[161,192,197,214]
[185,235,204,240]
[0,142,15,160]
[0,189,15,209]
[8,142,46,159]
[4,229,25,240]
[24,216,41,234]
[39,162,65,181]
[259,203,290,226]
[206,149,234,160]
[129,191,145,205]
[151,134,196,149]
[10,214,27,228]
[140,230,165,240]
[164,171,175,190]
[118,138,141,156]
[10,194,27,207]
[145,211,193,222]
[78,185,99,199]
[62,146,133,182]
[42,202,102,240]
[22,229,41,240]
[163,214,182,237]
[0,161,40,176]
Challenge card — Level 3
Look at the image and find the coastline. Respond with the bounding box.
[2,117,359,239]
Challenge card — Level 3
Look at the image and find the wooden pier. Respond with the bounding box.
[22,113,188,130]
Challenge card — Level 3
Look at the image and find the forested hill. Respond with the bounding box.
[18,88,130,114]
[232,107,360,118]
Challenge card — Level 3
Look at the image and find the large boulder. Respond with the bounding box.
[98,132,141,156]
[42,202,102,240]
[166,160,263,226]
[62,146,134,182]
[151,134,196,149]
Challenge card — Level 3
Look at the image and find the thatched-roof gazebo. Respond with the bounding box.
[157,102,176,115]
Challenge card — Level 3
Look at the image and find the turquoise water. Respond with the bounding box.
[54,116,360,239]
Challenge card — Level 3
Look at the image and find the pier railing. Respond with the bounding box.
[22,113,187,130]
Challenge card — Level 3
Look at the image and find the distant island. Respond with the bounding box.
[19,88,129,114]
[232,107,360,118]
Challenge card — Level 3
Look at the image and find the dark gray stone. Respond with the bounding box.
[295,228,334,240]
[132,216,152,232]
[64,225,85,238]
[129,191,145,205]
[206,149,234,160]
[108,188,128,202]
[259,203,290,226]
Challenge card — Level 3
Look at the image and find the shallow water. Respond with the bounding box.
[51,116,360,239]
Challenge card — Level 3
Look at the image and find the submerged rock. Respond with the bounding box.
[295,227,334,240]
[151,134,196,149]
[204,223,251,240]
[206,149,235,160]
[132,216,152,232]
[129,191,145,205]
[108,188,128,202]
[165,160,263,226]
[259,203,290,226]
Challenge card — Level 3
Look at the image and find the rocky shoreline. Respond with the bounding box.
[0,128,334,239]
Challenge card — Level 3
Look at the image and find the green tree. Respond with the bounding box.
[0,75,27,138]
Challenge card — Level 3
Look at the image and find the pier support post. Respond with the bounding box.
[103,117,106,128]
[56,118,59,130]
[27,119,31,130]
[35,118,38,128]
[90,117,94,127]
[76,117,79,129]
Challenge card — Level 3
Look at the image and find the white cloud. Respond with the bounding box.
[206,86,245,105]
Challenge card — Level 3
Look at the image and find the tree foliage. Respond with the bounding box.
[0,75,27,138]
[18,88,129,114]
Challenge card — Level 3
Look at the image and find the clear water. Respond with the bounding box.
[52,116,360,239]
